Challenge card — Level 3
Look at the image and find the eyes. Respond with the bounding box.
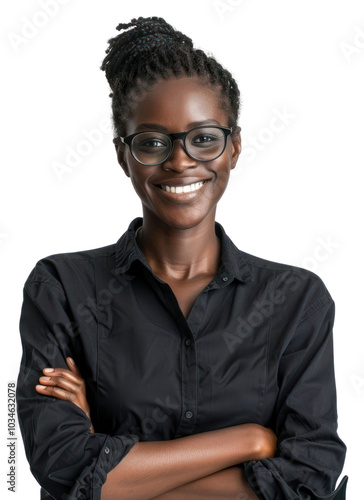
[141,139,167,149]
[140,133,218,150]
[122,125,231,165]
[192,134,217,145]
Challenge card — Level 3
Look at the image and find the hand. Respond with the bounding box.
[35,357,95,433]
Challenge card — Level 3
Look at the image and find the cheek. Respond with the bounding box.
[128,166,153,199]
[213,158,233,194]
[129,171,144,196]
[215,155,233,182]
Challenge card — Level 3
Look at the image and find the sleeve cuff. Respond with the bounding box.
[243,460,348,500]
[65,433,139,500]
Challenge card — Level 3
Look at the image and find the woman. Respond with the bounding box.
[16,17,348,500]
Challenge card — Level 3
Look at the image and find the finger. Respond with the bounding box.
[38,376,84,394]
[65,357,83,377]
[38,376,58,387]
[35,385,76,401]
[43,367,82,385]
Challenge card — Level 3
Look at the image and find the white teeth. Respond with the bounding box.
[160,181,206,194]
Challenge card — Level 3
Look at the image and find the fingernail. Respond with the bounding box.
[36,385,46,389]
[67,357,75,365]
[44,368,54,373]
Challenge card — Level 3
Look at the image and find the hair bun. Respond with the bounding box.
[115,16,193,48]
[115,16,193,58]
[101,16,194,87]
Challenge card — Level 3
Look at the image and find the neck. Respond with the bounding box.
[136,211,221,281]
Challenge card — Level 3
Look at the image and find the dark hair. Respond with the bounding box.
[100,16,241,138]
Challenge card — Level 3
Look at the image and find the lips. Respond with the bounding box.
[156,180,207,193]
[154,177,211,186]
[152,178,211,200]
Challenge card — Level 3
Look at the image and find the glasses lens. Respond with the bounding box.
[186,127,226,161]
[131,132,171,165]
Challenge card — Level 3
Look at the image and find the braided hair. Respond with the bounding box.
[100,16,241,138]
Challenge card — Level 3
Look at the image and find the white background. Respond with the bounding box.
[1,0,363,498]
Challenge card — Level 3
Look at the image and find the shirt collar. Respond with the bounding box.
[114,217,254,284]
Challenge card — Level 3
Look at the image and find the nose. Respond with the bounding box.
[161,139,198,172]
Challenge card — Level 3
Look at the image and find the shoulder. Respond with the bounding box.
[23,242,116,290]
[236,247,333,319]
[219,221,332,306]
[242,247,329,287]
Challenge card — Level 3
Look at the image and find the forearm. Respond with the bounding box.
[150,465,259,500]
[101,423,267,500]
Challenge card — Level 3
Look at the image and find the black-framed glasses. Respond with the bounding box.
[119,125,233,165]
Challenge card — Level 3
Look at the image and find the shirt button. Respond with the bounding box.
[185,411,193,419]
[185,338,191,346]
[222,276,229,282]
[104,447,110,454]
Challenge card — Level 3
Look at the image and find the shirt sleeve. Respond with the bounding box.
[16,265,140,500]
[243,292,348,499]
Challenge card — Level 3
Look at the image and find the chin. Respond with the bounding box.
[153,207,217,231]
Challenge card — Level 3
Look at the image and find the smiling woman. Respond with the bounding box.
[16,16,348,500]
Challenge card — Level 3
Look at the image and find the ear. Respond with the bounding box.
[113,138,130,178]
[230,126,242,170]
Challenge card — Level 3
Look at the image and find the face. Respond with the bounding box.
[115,75,241,231]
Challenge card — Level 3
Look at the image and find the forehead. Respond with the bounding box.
[126,76,228,133]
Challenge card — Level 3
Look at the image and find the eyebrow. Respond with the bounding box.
[135,119,222,132]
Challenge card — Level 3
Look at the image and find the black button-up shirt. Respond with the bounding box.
[16,217,348,499]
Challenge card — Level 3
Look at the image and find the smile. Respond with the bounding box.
[157,180,207,193]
